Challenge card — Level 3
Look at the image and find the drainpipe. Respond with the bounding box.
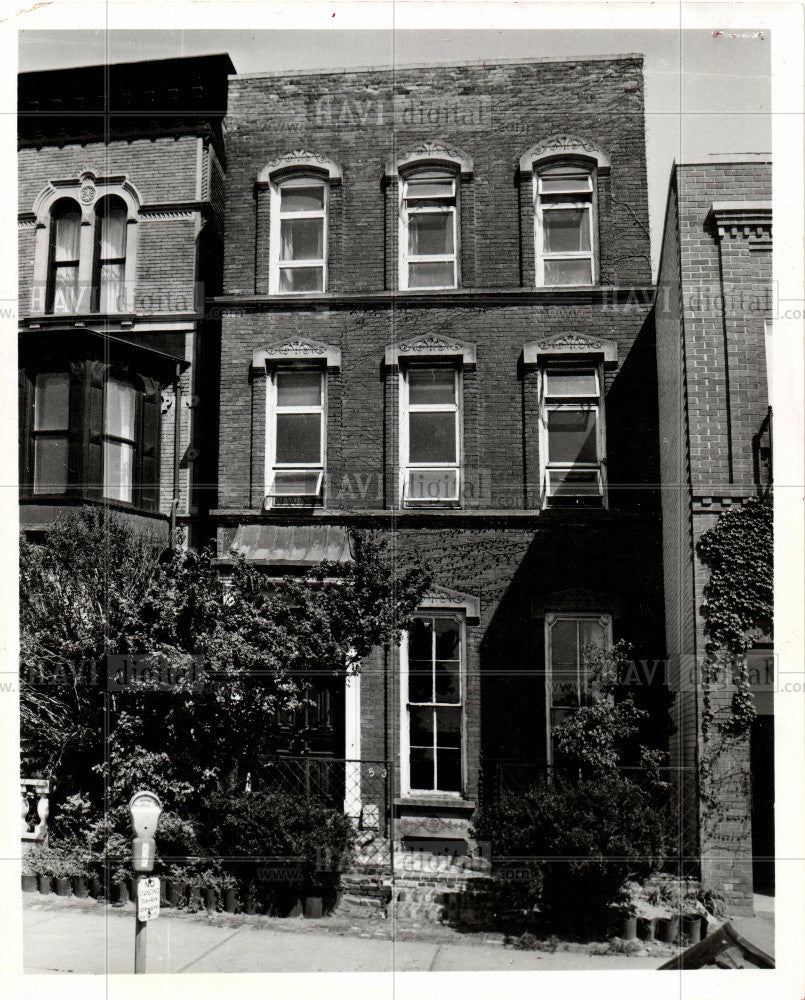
[168,362,182,550]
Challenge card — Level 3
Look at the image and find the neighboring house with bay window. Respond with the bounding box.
[17,54,234,545]
[212,55,664,846]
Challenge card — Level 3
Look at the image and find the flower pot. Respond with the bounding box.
[638,917,657,941]
[111,880,129,905]
[657,914,680,944]
[21,874,38,893]
[203,887,218,912]
[72,876,89,898]
[38,874,52,895]
[165,879,181,908]
[682,915,702,944]
[620,915,638,940]
[303,893,324,919]
[89,876,104,899]
[187,885,203,911]
[55,876,72,897]
[223,889,238,914]
[243,890,258,915]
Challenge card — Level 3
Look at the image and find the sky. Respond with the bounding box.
[18,28,771,278]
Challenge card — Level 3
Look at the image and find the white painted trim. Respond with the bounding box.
[398,364,462,507]
[268,176,329,294]
[344,671,361,819]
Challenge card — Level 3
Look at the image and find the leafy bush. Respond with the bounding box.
[25,843,89,879]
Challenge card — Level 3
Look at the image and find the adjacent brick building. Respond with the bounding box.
[17,54,234,545]
[654,155,773,912]
[211,56,665,846]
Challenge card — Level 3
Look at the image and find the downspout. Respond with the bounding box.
[168,362,182,549]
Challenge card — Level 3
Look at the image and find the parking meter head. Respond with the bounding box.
[128,790,162,839]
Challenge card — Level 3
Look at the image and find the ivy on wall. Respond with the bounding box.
[696,495,773,737]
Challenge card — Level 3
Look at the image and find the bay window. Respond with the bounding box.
[103,378,138,503]
[400,170,458,290]
[32,372,70,494]
[401,365,460,504]
[540,364,605,505]
[535,165,596,286]
[404,615,464,794]
[271,177,327,293]
[266,369,325,506]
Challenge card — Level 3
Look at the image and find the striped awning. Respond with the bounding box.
[228,524,352,565]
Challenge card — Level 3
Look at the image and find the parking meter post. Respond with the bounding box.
[134,887,147,974]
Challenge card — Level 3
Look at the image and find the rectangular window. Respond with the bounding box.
[545,614,611,761]
[266,369,325,506]
[535,167,596,287]
[48,204,82,314]
[95,199,128,313]
[541,365,605,506]
[400,172,458,290]
[272,180,327,293]
[32,372,70,494]
[405,615,463,794]
[103,379,138,503]
[401,365,460,504]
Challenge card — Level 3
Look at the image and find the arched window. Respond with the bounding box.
[93,196,128,312]
[46,199,81,313]
[534,163,596,286]
[271,176,328,293]
[399,168,458,290]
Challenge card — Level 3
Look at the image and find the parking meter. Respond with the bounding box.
[128,790,162,873]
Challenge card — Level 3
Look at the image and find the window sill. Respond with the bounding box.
[395,794,475,811]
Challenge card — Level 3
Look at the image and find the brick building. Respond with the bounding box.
[654,155,773,912]
[211,56,665,847]
[17,54,234,545]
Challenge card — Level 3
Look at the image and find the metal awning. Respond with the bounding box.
[228,524,352,565]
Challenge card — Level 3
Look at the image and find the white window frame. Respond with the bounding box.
[399,363,462,505]
[399,613,466,798]
[544,612,613,765]
[534,165,597,287]
[399,170,459,291]
[539,363,606,507]
[269,176,328,294]
[102,377,138,504]
[264,367,326,507]
[32,371,70,495]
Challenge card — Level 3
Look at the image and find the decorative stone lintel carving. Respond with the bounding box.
[519,134,611,174]
[710,201,772,243]
[257,151,343,187]
[252,337,341,370]
[386,141,474,178]
[384,333,476,368]
[523,333,618,366]
[419,584,480,623]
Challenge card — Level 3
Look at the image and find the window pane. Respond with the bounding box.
[280,217,324,261]
[544,369,597,397]
[34,373,69,431]
[550,619,579,708]
[435,706,461,748]
[98,262,125,313]
[275,412,321,463]
[540,173,591,194]
[408,368,455,406]
[279,266,324,292]
[410,746,434,790]
[543,258,593,286]
[103,440,134,502]
[98,200,127,258]
[547,409,597,464]
[408,212,454,256]
[269,469,321,496]
[407,261,455,288]
[409,411,456,463]
[52,265,80,310]
[409,706,434,747]
[434,621,461,703]
[276,371,322,406]
[54,206,80,261]
[407,468,459,502]
[406,177,454,199]
[435,747,461,792]
[33,437,68,494]
[543,207,591,253]
[409,617,433,662]
[548,469,602,497]
[105,380,137,441]
[281,185,324,212]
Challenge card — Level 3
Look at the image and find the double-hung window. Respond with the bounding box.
[400,171,458,290]
[540,365,605,505]
[405,615,464,794]
[266,369,325,507]
[32,372,70,494]
[47,200,82,313]
[401,365,460,504]
[93,196,128,313]
[545,614,611,761]
[103,378,138,503]
[271,178,327,293]
[535,165,596,286]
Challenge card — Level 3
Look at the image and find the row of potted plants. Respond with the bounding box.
[610,874,722,944]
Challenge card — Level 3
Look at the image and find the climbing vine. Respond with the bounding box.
[696,495,773,737]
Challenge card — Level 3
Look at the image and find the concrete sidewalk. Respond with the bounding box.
[23,895,667,974]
